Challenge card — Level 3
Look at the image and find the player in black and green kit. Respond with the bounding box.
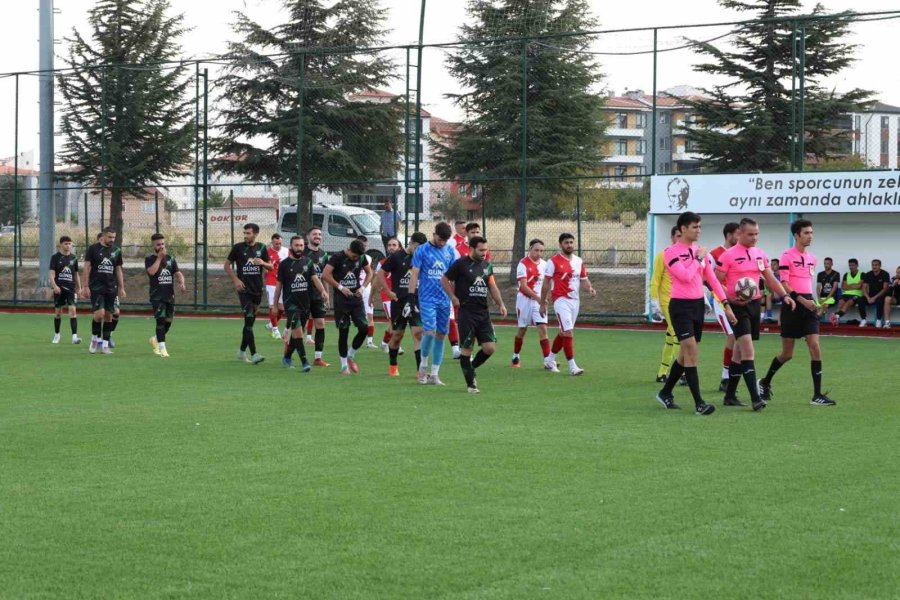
[225,223,272,364]
[49,235,82,345]
[146,233,185,358]
[321,239,373,375]
[275,235,327,371]
[441,236,508,393]
[81,227,126,354]
[303,226,331,366]
[378,231,427,376]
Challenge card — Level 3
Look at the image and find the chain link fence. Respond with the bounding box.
[1,8,898,317]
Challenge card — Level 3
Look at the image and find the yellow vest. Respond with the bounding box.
[843,271,863,297]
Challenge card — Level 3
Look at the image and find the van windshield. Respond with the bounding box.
[351,213,380,235]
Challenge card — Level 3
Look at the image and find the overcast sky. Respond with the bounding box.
[1,0,898,166]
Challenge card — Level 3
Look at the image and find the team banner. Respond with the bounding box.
[651,171,900,214]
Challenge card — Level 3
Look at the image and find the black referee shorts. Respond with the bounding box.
[668,298,706,343]
[780,295,820,339]
[732,299,761,340]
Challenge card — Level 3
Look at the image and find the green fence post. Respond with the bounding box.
[229,190,235,248]
[193,61,200,309]
[651,28,658,176]
[154,190,160,234]
[576,184,582,255]
[797,24,806,172]
[790,21,797,171]
[13,73,19,304]
[83,192,89,250]
[99,65,107,230]
[519,40,529,260]
[296,53,306,237]
[202,67,209,308]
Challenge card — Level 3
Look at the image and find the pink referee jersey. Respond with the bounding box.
[663,241,727,302]
[779,247,816,295]
[716,244,770,301]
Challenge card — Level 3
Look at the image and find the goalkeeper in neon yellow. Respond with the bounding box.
[650,227,680,382]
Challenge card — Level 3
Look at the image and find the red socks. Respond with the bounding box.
[270,313,279,328]
[551,334,563,354]
[306,319,314,335]
[562,337,574,360]
[723,347,733,368]
[513,336,524,354]
[382,330,392,344]
[367,325,375,337]
[448,319,459,345]
[540,338,551,358]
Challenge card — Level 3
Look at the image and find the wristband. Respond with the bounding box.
[338,285,344,292]
[720,299,729,306]
[789,291,799,301]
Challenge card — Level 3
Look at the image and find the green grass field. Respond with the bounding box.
[2,312,898,599]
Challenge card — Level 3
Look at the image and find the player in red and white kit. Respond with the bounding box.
[539,232,596,375]
[369,237,403,352]
[265,233,289,339]
[709,222,739,391]
[512,238,551,368]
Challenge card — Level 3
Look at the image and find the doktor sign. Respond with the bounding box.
[650,172,900,214]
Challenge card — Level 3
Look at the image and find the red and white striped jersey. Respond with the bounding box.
[516,256,546,297]
[544,254,587,301]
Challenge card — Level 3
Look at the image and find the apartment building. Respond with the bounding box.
[848,102,900,169]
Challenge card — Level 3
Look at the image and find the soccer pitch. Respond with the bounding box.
[1,312,898,599]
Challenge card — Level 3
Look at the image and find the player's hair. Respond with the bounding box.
[434,222,452,241]
[356,235,368,243]
[771,258,779,265]
[386,236,403,250]
[468,235,487,249]
[529,238,544,248]
[872,258,882,265]
[790,219,813,236]
[824,256,833,262]
[59,235,72,244]
[150,233,165,241]
[670,226,678,238]
[306,226,321,235]
[454,220,466,226]
[739,217,758,228]
[289,235,303,244]
[465,222,480,233]
[848,258,858,265]
[558,232,575,243]
[349,239,366,256]
[723,222,739,237]
[101,226,116,235]
[676,211,701,230]
[96,232,102,240]
[271,233,281,240]
[244,223,260,234]
[410,232,427,245]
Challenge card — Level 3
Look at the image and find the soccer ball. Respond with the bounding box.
[734,277,759,301]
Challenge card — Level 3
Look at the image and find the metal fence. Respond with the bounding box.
[1,7,898,317]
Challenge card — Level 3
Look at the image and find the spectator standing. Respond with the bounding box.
[380,200,402,249]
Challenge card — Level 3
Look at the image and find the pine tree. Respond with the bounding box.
[214,0,401,234]
[434,0,606,279]
[686,0,871,172]
[57,0,193,246]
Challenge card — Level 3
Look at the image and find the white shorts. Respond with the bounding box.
[553,297,580,332]
[266,284,278,307]
[710,293,734,336]
[362,286,374,316]
[516,294,548,328]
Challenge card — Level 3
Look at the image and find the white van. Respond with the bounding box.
[278,204,387,260]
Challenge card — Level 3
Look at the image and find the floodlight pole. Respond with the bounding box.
[37,0,56,288]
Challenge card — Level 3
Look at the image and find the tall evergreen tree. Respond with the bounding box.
[434,0,606,279]
[214,0,401,233]
[57,0,193,245]
[686,0,871,172]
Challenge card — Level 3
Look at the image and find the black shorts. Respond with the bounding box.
[90,290,117,313]
[284,308,310,331]
[54,289,76,308]
[391,296,421,331]
[457,308,496,349]
[732,299,761,340]
[843,294,863,306]
[780,296,820,338]
[668,298,705,343]
[334,300,367,331]
[152,301,175,320]
[238,292,262,317]
[309,297,327,320]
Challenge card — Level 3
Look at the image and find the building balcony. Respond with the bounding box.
[605,127,646,138]
[602,154,646,165]
[673,147,704,162]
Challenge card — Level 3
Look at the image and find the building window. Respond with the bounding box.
[635,165,646,176]
[142,202,155,213]
[854,115,861,132]
[659,113,669,124]
[636,139,647,155]
[660,162,671,174]
[659,137,669,150]
[615,139,628,155]
[685,139,699,153]
[882,136,890,155]
[636,113,647,129]
[616,113,628,128]
[458,183,467,196]
[614,166,627,181]
[881,116,890,129]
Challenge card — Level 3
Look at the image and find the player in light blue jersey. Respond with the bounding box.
[408,222,456,385]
